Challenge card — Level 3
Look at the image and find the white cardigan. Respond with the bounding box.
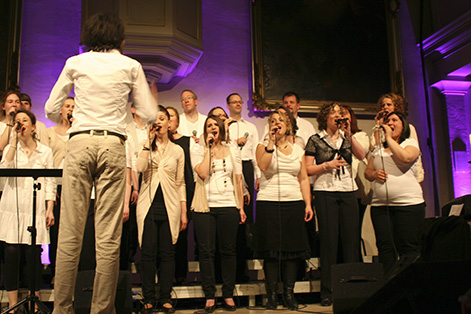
[135,141,186,245]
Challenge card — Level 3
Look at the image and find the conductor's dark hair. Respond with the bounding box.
[81,13,125,52]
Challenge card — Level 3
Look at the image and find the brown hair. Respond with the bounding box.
[376,93,408,115]
[317,102,343,131]
[341,105,361,134]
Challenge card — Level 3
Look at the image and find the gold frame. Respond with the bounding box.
[250,1,402,114]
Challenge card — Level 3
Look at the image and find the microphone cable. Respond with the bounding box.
[378,135,398,274]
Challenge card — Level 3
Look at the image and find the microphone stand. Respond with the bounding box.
[0,169,62,314]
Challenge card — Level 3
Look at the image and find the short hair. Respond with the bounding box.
[208,106,228,119]
[20,93,32,107]
[203,115,226,146]
[317,102,343,131]
[181,89,198,100]
[377,93,408,115]
[282,91,300,104]
[66,96,75,101]
[226,93,241,105]
[1,90,21,117]
[81,13,125,52]
[268,109,293,136]
[385,111,410,144]
[341,105,361,134]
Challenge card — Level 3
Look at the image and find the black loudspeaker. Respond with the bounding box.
[331,263,384,314]
[74,270,133,314]
[351,260,471,314]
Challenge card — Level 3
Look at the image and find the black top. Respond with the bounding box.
[174,136,195,206]
[305,133,353,165]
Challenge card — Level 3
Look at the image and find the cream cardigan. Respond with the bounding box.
[135,141,186,245]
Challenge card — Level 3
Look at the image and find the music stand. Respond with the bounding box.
[0,169,62,314]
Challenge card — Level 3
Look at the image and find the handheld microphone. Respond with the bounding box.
[67,113,73,124]
[209,132,217,147]
[335,118,348,125]
[151,123,161,131]
[192,130,197,137]
[16,121,23,131]
[9,111,15,117]
[239,132,249,148]
[272,127,279,134]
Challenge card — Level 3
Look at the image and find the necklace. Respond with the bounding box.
[276,142,288,150]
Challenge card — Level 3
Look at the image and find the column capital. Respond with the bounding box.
[431,80,471,96]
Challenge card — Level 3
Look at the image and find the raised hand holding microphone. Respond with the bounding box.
[237,132,249,147]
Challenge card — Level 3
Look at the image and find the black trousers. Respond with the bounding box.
[370,203,425,275]
[314,191,360,299]
[4,243,41,291]
[193,207,240,299]
[236,160,255,282]
[49,185,62,277]
[140,213,175,304]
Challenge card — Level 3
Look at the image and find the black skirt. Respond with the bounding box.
[254,200,310,260]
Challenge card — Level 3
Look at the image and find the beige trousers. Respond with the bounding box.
[53,133,126,314]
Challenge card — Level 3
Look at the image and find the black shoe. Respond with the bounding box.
[320,298,332,307]
[266,292,278,310]
[162,303,176,314]
[223,300,237,311]
[283,287,298,311]
[203,303,216,313]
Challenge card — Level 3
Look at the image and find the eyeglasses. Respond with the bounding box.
[229,100,243,105]
[180,95,194,102]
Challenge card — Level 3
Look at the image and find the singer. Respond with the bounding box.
[44,12,158,313]
[364,111,425,278]
[43,96,75,285]
[0,90,20,152]
[254,109,313,310]
[191,115,246,312]
[136,106,187,313]
[0,110,56,309]
[304,102,366,306]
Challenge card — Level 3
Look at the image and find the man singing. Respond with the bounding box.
[45,13,158,314]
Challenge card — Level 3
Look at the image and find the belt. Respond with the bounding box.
[69,130,126,142]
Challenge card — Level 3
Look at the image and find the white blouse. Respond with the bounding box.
[192,144,242,208]
[370,138,424,206]
[0,142,56,244]
[256,142,304,202]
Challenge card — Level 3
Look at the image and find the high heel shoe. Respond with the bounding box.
[162,303,176,314]
[223,299,237,311]
[203,300,216,313]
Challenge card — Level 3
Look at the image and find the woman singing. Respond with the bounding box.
[0,110,56,310]
[255,109,313,310]
[136,107,187,313]
[0,91,21,152]
[166,106,195,284]
[304,102,366,306]
[191,115,246,312]
[43,96,75,283]
[364,111,425,278]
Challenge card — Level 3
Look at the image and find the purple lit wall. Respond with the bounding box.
[19,0,81,264]
[19,0,81,128]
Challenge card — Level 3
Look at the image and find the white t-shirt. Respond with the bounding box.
[256,142,304,201]
[370,138,424,206]
[192,144,242,207]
